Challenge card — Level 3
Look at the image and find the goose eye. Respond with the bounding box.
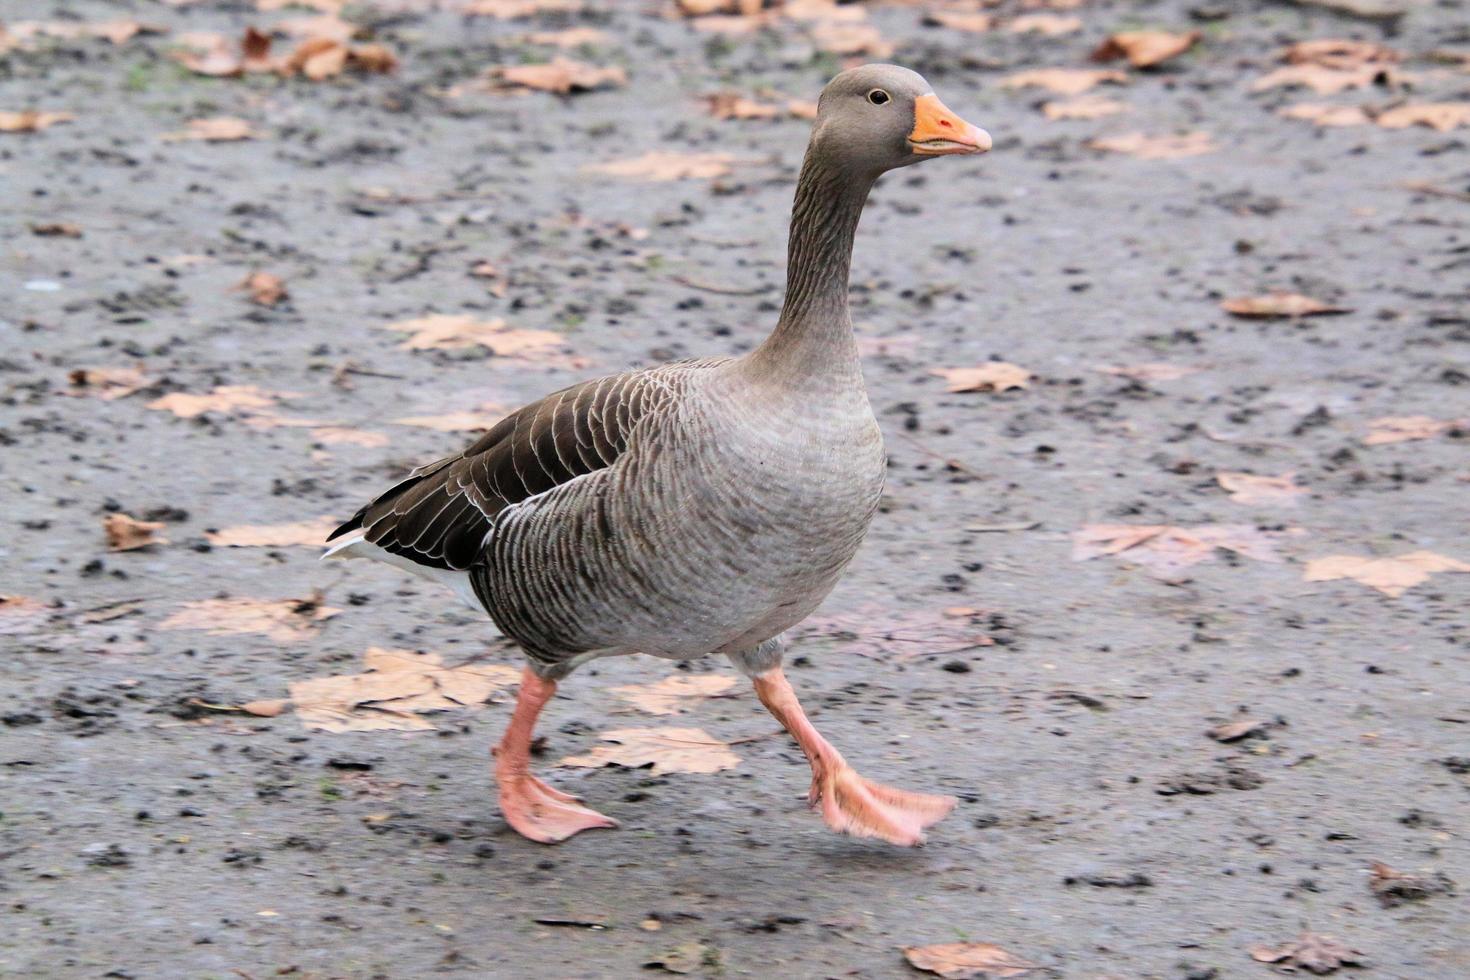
[866,89,890,106]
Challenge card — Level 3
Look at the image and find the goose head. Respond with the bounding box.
[808,64,991,177]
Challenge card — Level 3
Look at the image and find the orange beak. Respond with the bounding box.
[908,94,991,156]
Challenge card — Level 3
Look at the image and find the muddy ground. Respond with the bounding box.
[3,0,1469,977]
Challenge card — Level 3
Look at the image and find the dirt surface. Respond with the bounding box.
[3,0,1469,977]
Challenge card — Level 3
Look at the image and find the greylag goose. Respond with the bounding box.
[325,64,990,846]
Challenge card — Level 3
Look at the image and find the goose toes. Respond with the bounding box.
[499,774,619,844]
[812,767,957,847]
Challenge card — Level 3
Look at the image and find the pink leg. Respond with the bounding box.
[493,667,618,844]
[753,667,955,846]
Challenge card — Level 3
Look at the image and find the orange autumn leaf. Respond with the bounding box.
[205,517,341,548]
[560,727,742,775]
[1375,103,1470,132]
[66,366,151,400]
[104,514,168,552]
[161,117,259,142]
[1093,30,1200,68]
[1220,292,1349,318]
[611,674,737,715]
[584,151,739,181]
[0,111,75,133]
[1303,551,1470,597]
[932,362,1031,393]
[1362,415,1464,445]
[1216,472,1308,506]
[1002,68,1128,96]
[159,593,340,643]
[903,942,1039,979]
[237,270,287,306]
[495,58,626,94]
[1043,96,1128,120]
[1277,103,1371,127]
[1088,131,1216,159]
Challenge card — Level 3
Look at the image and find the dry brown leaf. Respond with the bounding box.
[495,58,626,94]
[903,942,1039,979]
[1043,96,1128,120]
[1303,551,1470,597]
[1250,931,1366,974]
[1284,39,1399,70]
[1088,131,1216,159]
[611,674,737,715]
[1216,472,1308,506]
[1278,102,1371,127]
[932,362,1031,393]
[147,385,296,419]
[464,0,584,16]
[1008,13,1081,36]
[687,13,771,35]
[104,514,169,552]
[237,270,287,306]
[159,593,340,643]
[1207,718,1266,742]
[286,648,521,733]
[1093,30,1199,68]
[1,19,160,48]
[241,698,289,717]
[1220,292,1349,318]
[1072,524,1298,579]
[284,37,347,79]
[811,21,893,58]
[1368,861,1455,907]
[206,517,340,548]
[310,426,390,447]
[674,0,762,14]
[174,27,275,76]
[277,13,357,43]
[561,727,741,775]
[346,43,397,74]
[66,366,150,400]
[584,151,737,181]
[1375,103,1470,132]
[701,92,816,121]
[0,111,75,133]
[522,27,608,47]
[1002,68,1128,96]
[391,406,509,432]
[922,11,993,33]
[0,596,53,636]
[161,116,259,142]
[380,314,570,363]
[1094,362,1200,382]
[1250,64,1392,95]
[1363,415,1463,445]
[30,222,83,237]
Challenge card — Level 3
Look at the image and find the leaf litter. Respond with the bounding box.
[205,517,341,548]
[903,941,1039,979]
[1092,30,1200,69]
[1072,524,1301,580]
[380,314,572,362]
[159,592,341,643]
[1249,931,1367,974]
[1088,132,1216,159]
[1362,415,1465,445]
[104,514,169,552]
[1302,551,1470,597]
[1216,472,1308,506]
[931,362,1031,393]
[611,674,737,715]
[65,366,151,400]
[561,728,742,775]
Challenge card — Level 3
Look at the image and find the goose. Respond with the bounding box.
[324,64,990,846]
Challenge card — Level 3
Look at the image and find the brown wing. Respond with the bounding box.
[328,369,681,571]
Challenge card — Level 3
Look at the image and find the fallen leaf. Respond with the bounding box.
[1363,415,1464,445]
[345,43,397,74]
[241,699,289,717]
[1094,362,1200,382]
[257,0,343,10]
[561,727,741,775]
[1093,30,1200,68]
[1251,64,1394,95]
[0,19,160,48]
[392,406,509,432]
[931,362,1031,393]
[1008,14,1081,36]
[104,514,168,552]
[1368,861,1456,907]
[1043,96,1128,120]
[310,426,390,447]
[494,58,626,94]
[1250,931,1366,974]
[286,648,521,733]
[0,111,75,133]
[147,385,297,419]
[464,0,585,15]
[523,27,608,47]
[810,20,892,57]
[283,37,347,79]
[903,941,1039,979]
[66,366,150,400]
[701,92,810,121]
[1072,524,1298,579]
[161,116,259,142]
[1220,292,1349,318]
[1088,131,1216,159]
[277,13,357,43]
[0,596,52,636]
[174,27,275,76]
[206,517,341,548]
[236,270,287,306]
[1284,39,1399,70]
[922,11,993,33]
[1278,102,1372,127]
[1375,102,1470,132]
[30,222,83,237]
[1216,472,1308,506]
[584,151,738,181]
[159,593,340,643]
[1002,68,1128,96]
[1303,551,1470,597]
[673,0,761,14]
[380,315,569,361]
[611,675,737,715]
[1207,718,1266,742]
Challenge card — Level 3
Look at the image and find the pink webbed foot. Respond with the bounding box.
[811,766,957,846]
[497,771,619,844]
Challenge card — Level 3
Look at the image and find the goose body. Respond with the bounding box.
[325,64,990,846]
